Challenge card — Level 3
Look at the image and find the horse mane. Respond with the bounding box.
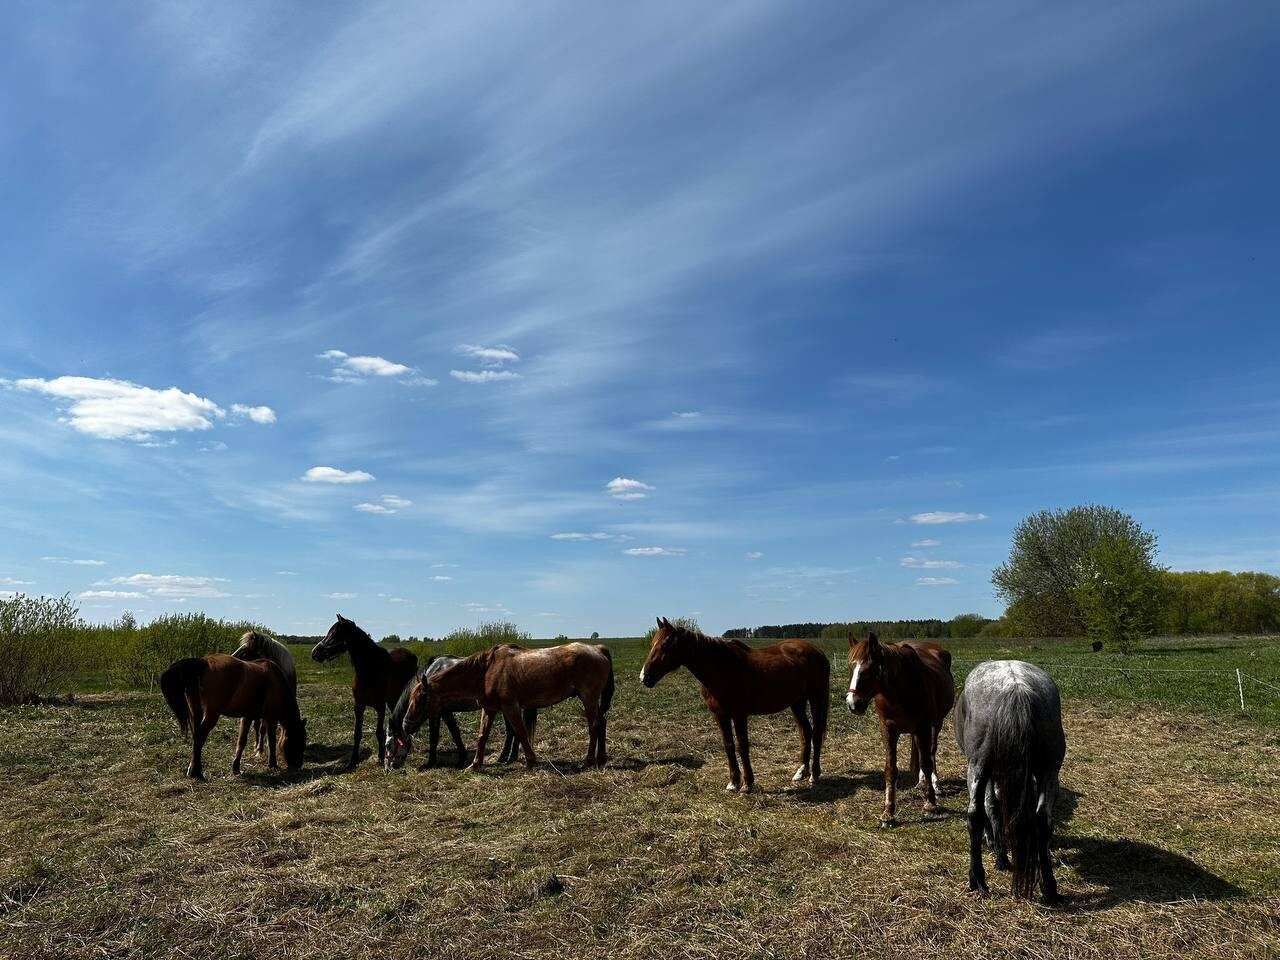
[670,623,750,653]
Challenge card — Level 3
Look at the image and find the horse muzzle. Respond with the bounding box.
[846,693,869,715]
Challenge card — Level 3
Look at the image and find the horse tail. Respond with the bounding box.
[993,687,1039,898]
[598,646,615,714]
[160,657,207,738]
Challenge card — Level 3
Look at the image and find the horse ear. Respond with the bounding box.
[867,632,880,649]
[656,616,663,627]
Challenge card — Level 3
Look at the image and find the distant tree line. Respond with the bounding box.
[723,614,993,641]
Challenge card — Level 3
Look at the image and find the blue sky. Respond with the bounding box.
[2,2,1277,638]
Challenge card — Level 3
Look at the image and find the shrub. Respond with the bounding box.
[590,631,599,640]
[118,613,256,688]
[643,617,700,643]
[438,620,531,658]
[0,594,82,704]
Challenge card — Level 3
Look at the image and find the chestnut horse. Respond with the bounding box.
[640,617,830,792]
[385,655,536,768]
[160,654,306,780]
[311,614,418,768]
[403,642,614,770]
[845,632,954,825]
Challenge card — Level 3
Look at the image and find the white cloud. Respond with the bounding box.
[12,376,232,441]
[550,532,614,541]
[900,556,963,569]
[429,575,453,582]
[916,577,959,586]
[108,573,230,599]
[321,349,432,384]
[326,592,357,600]
[42,557,106,566]
[745,551,764,560]
[355,494,412,515]
[302,466,375,484]
[230,404,277,424]
[275,570,298,576]
[450,369,521,383]
[457,344,520,366]
[909,511,988,525]
[911,539,941,547]
[77,590,144,600]
[624,546,686,557]
[0,578,33,586]
[606,477,654,500]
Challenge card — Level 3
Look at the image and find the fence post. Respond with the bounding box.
[1236,668,1246,711]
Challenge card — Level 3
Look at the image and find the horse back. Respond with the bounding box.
[200,654,290,719]
[492,643,610,707]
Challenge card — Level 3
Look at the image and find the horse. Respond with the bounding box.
[230,630,296,755]
[955,660,1066,902]
[845,632,954,825]
[160,654,306,780]
[310,614,418,768]
[640,617,830,793]
[385,655,536,769]
[405,642,614,770]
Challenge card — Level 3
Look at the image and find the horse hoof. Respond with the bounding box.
[466,763,483,773]
[741,782,755,794]
[725,782,740,792]
[923,802,941,816]
[792,766,808,783]
[879,816,896,829]
[968,883,990,898]
[809,774,821,787]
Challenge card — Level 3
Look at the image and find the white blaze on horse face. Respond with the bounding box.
[638,667,647,684]
[849,662,861,693]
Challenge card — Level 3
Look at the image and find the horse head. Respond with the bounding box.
[845,632,884,714]
[311,613,358,662]
[280,716,308,770]
[639,616,684,688]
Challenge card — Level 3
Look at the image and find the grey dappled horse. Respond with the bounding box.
[955,660,1066,902]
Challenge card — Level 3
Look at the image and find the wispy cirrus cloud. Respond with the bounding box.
[916,576,959,586]
[900,556,962,569]
[77,589,144,600]
[551,532,614,541]
[450,369,520,383]
[355,494,412,515]
[42,557,106,566]
[623,546,686,557]
[302,466,375,484]
[910,539,941,547]
[457,344,519,366]
[9,376,273,442]
[908,511,988,525]
[107,573,230,599]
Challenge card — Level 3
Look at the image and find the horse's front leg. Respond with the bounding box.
[716,713,741,791]
[349,703,365,768]
[231,718,251,775]
[375,704,387,766]
[881,725,900,826]
[732,715,755,793]
[426,715,442,767]
[579,698,599,767]
[253,718,265,757]
[188,709,213,781]
[469,708,497,771]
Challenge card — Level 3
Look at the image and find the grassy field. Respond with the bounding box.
[3,634,1279,959]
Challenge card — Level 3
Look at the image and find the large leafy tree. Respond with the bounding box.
[992,505,1162,647]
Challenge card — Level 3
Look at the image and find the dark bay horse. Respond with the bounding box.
[385,655,535,768]
[403,642,614,770]
[846,632,954,825]
[640,617,830,792]
[160,654,306,780]
[311,614,417,767]
[956,660,1066,902]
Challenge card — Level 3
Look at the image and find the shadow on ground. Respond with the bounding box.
[1055,834,1244,909]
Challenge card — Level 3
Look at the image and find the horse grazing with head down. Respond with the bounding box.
[640,617,830,793]
[160,654,306,780]
[385,655,536,769]
[402,642,614,770]
[846,632,954,825]
[231,630,296,755]
[956,660,1066,902]
[311,614,418,768]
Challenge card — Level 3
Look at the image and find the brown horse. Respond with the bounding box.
[160,654,306,780]
[845,632,954,825]
[311,614,418,767]
[403,642,614,770]
[640,617,830,793]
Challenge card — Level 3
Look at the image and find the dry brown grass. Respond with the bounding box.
[3,654,1279,960]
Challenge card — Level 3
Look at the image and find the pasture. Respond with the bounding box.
[3,635,1279,959]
